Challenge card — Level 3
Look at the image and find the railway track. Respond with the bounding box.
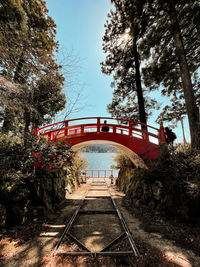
[52,178,139,257]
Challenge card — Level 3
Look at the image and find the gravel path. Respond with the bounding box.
[0,179,199,266]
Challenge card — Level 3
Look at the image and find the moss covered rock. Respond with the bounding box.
[0,204,6,227]
[117,163,200,222]
[0,163,83,227]
[0,179,31,226]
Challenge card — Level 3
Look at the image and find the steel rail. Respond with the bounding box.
[52,177,139,258]
[100,232,126,252]
[67,232,91,252]
[104,178,139,257]
[56,251,134,256]
[52,189,89,255]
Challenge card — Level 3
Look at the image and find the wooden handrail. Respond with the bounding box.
[36,117,165,144]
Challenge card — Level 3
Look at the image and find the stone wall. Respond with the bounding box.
[0,167,82,227]
[117,167,200,222]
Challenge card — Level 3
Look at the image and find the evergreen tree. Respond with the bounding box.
[141,0,200,148]
[0,0,65,137]
[102,0,157,127]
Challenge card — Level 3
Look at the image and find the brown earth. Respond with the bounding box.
[0,179,199,267]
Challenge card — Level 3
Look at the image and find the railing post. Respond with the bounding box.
[129,121,132,136]
[158,122,166,144]
[81,125,84,134]
[97,117,100,133]
[65,121,68,136]
[143,131,149,142]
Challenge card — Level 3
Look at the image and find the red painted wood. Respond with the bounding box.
[36,117,166,161]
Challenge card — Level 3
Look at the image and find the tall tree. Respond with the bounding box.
[0,0,66,137]
[102,0,157,127]
[141,0,200,148]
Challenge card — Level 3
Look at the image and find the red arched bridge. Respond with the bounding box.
[35,117,166,168]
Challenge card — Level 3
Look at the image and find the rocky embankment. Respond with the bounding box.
[116,165,200,257]
[0,167,82,227]
[117,166,200,222]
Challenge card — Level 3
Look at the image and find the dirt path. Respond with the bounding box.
[0,180,200,267]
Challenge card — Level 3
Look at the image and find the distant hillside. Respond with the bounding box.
[80,144,117,153]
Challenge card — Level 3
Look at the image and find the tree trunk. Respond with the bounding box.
[131,22,147,131]
[2,52,25,133]
[168,3,200,149]
[180,118,186,145]
[2,109,14,133]
[13,52,25,84]
[24,107,31,146]
[133,44,147,127]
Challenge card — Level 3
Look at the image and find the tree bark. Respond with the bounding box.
[2,109,14,133]
[168,3,200,149]
[131,23,147,130]
[23,106,31,146]
[2,52,25,133]
[180,118,186,145]
[133,44,147,126]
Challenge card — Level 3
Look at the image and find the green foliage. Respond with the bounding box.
[111,152,134,169]
[0,131,87,226]
[0,133,74,179]
[31,71,66,126]
[141,1,200,92]
[140,0,200,147]
[72,154,88,179]
[103,0,200,148]
[156,76,200,126]
[0,0,66,134]
[0,1,84,226]
[116,144,200,220]
[102,0,158,123]
[32,138,73,170]
[0,133,32,178]
[148,144,200,182]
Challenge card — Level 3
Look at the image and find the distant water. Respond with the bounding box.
[81,153,119,178]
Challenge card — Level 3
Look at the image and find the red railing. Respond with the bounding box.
[85,169,114,179]
[36,117,166,145]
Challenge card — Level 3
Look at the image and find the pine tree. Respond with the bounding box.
[141,0,200,148]
[102,0,157,127]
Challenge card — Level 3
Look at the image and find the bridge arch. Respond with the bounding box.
[72,140,146,168]
[36,117,166,168]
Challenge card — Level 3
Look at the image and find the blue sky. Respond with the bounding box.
[46,0,190,143]
[46,0,113,119]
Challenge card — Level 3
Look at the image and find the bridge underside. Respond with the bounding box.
[59,131,160,169]
[72,140,147,168]
[37,117,165,169]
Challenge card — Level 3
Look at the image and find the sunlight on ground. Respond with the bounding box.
[40,224,66,237]
[164,251,192,267]
[40,232,60,237]
[42,224,66,228]
[85,231,103,252]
